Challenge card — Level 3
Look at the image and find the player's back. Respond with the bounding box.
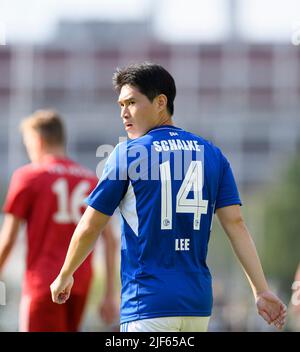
[4,156,97,296]
[116,125,241,322]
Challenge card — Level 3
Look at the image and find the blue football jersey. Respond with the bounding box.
[86,125,241,323]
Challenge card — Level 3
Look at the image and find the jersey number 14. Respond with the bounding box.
[160,161,208,230]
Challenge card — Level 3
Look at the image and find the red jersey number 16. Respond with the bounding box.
[52,178,90,224]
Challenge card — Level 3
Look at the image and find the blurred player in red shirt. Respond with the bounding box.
[0,110,118,331]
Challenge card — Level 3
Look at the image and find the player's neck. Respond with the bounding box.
[156,115,174,128]
[39,149,66,162]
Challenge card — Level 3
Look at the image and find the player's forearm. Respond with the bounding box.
[0,215,20,273]
[226,221,269,297]
[0,239,14,272]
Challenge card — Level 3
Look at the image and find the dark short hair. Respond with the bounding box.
[112,62,176,116]
[20,109,65,146]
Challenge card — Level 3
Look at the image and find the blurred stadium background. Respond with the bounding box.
[0,0,300,331]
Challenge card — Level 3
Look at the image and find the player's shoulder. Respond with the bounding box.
[9,163,46,189]
[114,138,145,154]
[185,130,223,156]
[66,157,95,176]
[50,157,97,181]
[12,163,44,179]
[114,127,224,157]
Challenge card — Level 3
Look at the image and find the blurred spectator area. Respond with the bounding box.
[0,21,300,192]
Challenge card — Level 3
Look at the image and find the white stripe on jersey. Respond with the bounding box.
[119,181,139,236]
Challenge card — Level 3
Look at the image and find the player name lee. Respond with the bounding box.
[175,238,190,251]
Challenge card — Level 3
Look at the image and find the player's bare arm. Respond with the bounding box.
[50,206,110,304]
[99,222,119,325]
[216,205,287,330]
[0,214,22,272]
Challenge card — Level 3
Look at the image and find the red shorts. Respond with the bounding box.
[19,292,89,332]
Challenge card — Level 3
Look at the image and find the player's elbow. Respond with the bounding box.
[74,217,101,244]
[0,230,17,251]
[231,214,245,227]
[0,234,16,268]
[221,214,247,240]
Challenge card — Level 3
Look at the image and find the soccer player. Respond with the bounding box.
[50,63,287,332]
[0,110,118,331]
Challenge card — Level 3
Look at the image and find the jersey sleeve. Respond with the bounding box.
[215,151,242,210]
[2,167,36,220]
[85,143,129,216]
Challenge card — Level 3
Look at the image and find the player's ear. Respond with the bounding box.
[155,94,168,113]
